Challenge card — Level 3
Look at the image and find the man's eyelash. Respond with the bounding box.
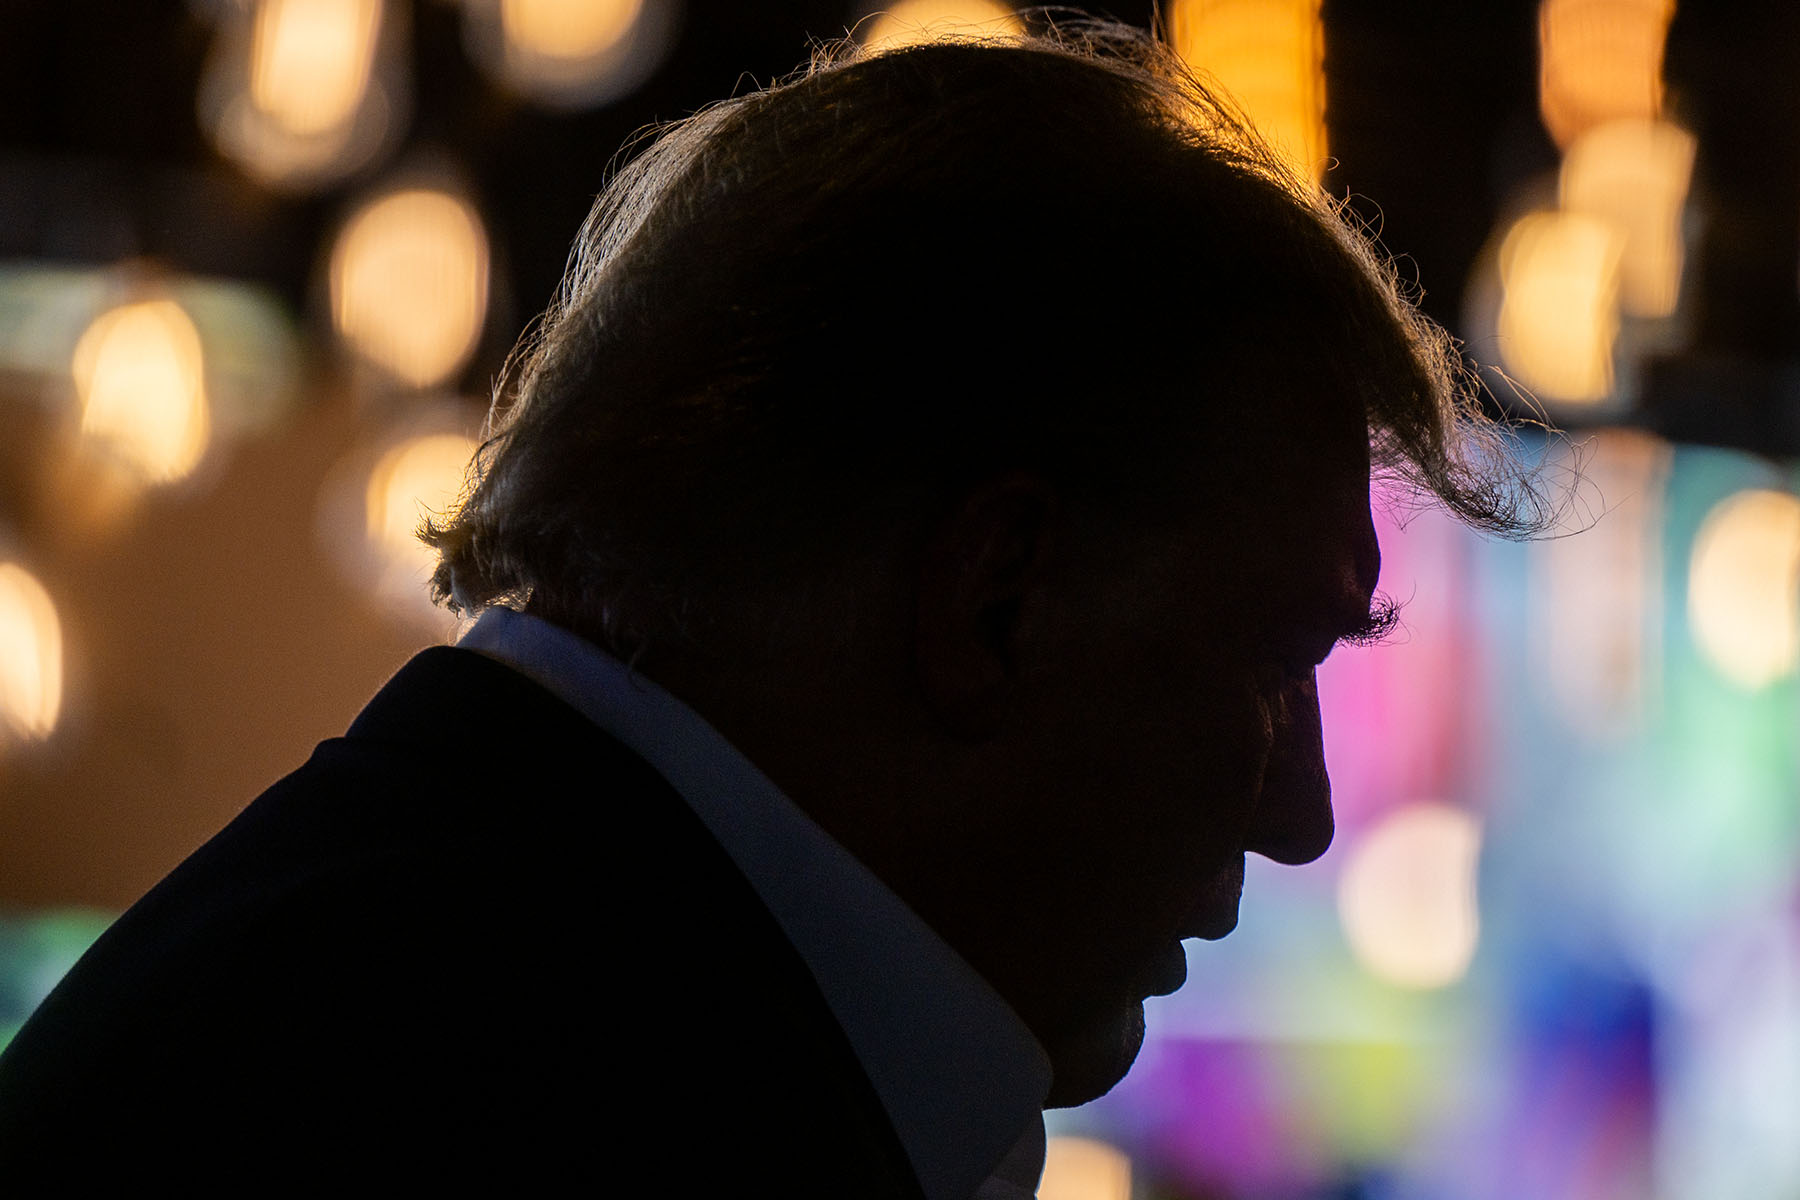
[1340,593,1403,648]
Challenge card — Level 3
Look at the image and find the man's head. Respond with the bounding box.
[426,21,1545,1105]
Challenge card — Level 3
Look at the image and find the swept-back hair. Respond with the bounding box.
[425,18,1548,658]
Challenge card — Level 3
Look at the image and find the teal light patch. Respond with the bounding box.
[0,908,116,1053]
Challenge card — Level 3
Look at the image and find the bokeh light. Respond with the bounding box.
[199,0,403,192]
[1039,1135,1131,1200]
[0,563,63,742]
[1337,803,1483,990]
[501,0,640,61]
[0,267,302,453]
[329,188,490,390]
[250,0,382,136]
[1538,0,1676,150]
[1686,488,1800,690]
[461,0,671,111]
[1497,210,1624,405]
[71,298,211,485]
[1167,0,1328,184]
[361,429,479,617]
[861,0,1023,52]
[1560,117,1696,319]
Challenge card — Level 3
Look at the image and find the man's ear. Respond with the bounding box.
[913,472,1061,740]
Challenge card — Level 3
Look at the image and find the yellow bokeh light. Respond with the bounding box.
[250,0,382,137]
[500,0,641,60]
[1497,210,1624,404]
[1168,0,1328,184]
[1687,489,1800,690]
[1338,803,1482,990]
[0,563,64,742]
[72,298,211,484]
[862,0,1023,52]
[364,431,479,595]
[1040,1136,1131,1200]
[330,189,490,390]
[1561,117,1695,318]
[462,0,668,111]
[1538,0,1675,150]
[200,0,398,191]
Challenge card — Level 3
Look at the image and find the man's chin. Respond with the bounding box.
[1042,1001,1147,1109]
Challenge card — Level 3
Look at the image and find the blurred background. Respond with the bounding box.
[0,1,1796,1196]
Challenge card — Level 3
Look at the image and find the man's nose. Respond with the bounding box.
[1245,676,1334,865]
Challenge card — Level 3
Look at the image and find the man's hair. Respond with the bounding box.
[424,18,1548,659]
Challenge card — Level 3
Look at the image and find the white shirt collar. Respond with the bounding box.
[457,607,1051,1200]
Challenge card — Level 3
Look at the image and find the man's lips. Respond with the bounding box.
[1140,860,1249,999]
[1135,860,1248,1000]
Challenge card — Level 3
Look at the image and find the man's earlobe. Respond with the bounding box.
[912,473,1060,740]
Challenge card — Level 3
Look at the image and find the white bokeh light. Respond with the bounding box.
[1338,802,1483,990]
[1687,489,1800,690]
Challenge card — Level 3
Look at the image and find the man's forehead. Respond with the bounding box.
[1189,417,1379,621]
[1348,505,1381,599]
[1149,356,1380,594]
[1264,481,1379,613]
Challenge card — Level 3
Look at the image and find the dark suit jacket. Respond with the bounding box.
[0,648,925,1195]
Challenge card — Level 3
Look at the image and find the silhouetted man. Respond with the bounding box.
[0,21,1543,1196]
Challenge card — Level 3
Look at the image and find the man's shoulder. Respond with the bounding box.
[0,648,918,1194]
[63,646,687,970]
